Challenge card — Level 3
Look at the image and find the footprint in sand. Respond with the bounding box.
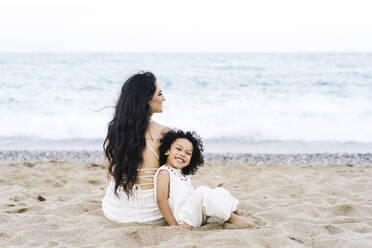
[222,222,257,230]
[53,179,67,188]
[324,224,344,234]
[9,196,20,202]
[353,225,372,233]
[87,180,100,185]
[331,204,355,216]
[6,207,28,214]
[53,182,64,188]
[22,162,35,168]
[223,215,265,230]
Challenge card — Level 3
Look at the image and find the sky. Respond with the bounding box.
[0,0,371,52]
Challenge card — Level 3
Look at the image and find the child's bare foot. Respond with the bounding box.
[233,209,242,216]
[228,213,255,226]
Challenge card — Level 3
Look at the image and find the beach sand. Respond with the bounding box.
[1,161,372,247]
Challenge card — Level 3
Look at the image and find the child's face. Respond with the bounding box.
[165,138,193,169]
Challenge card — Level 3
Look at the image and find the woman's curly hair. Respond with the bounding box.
[159,129,204,176]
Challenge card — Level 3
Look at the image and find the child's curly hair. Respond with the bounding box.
[159,129,204,176]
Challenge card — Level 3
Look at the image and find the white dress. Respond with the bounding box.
[102,174,164,224]
[154,165,239,227]
[101,142,165,224]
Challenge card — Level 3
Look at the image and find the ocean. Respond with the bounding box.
[1,53,372,153]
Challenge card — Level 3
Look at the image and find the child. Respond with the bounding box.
[154,129,255,228]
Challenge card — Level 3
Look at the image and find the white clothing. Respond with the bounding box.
[146,141,159,159]
[154,165,194,216]
[102,142,164,224]
[154,165,239,227]
[102,178,164,224]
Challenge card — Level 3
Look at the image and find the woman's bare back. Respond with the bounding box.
[137,121,170,189]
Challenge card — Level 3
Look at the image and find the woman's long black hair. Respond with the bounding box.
[104,72,156,197]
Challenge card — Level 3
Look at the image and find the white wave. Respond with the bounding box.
[1,53,372,148]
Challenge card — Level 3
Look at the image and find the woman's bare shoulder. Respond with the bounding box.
[150,121,172,135]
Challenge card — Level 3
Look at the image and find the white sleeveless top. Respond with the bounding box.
[154,165,194,220]
[101,142,165,224]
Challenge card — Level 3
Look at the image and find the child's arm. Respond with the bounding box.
[156,170,179,226]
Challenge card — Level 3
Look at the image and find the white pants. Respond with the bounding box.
[176,186,239,227]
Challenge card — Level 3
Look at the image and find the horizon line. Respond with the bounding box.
[1,51,372,54]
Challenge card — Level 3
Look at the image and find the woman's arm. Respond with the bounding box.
[156,170,179,226]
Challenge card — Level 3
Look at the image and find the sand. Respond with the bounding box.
[1,161,372,247]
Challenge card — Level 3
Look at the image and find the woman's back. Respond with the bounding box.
[102,121,169,224]
[102,71,167,223]
[137,121,170,189]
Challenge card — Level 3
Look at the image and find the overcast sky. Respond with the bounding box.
[1,0,371,52]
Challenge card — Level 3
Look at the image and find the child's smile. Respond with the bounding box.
[165,138,193,169]
[175,156,185,163]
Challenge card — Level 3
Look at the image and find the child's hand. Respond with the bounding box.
[178,224,192,229]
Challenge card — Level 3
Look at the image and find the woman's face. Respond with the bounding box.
[149,82,165,114]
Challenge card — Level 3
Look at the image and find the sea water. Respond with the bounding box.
[1,53,372,153]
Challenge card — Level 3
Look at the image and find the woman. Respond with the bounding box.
[102,72,169,223]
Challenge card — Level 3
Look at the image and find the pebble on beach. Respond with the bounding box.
[1,150,371,166]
